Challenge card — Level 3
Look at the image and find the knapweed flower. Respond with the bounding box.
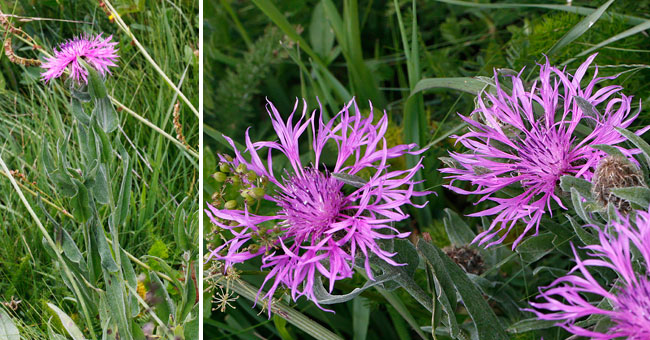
[441,53,643,248]
[206,98,427,312]
[528,210,650,339]
[41,34,119,84]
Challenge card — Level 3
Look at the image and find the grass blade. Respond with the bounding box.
[547,0,615,56]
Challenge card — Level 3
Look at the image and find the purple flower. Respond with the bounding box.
[41,34,119,84]
[528,210,650,339]
[441,54,643,248]
[206,98,428,312]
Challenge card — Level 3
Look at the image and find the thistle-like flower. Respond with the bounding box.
[206,98,427,312]
[528,210,650,339]
[441,54,643,248]
[41,34,119,84]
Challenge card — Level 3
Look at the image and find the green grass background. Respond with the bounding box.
[0,0,198,338]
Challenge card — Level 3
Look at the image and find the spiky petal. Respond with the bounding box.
[528,210,650,339]
[41,34,119,84]
[441,54,644,248]
[205,98,428,313]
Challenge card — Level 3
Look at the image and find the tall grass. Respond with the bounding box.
[0,0,198,338]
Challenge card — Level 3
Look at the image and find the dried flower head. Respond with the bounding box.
[441,53,644,248]
[443,245,485,275]
[205,98,428,313]
[529,210,650,339]
[41,34,119,84]
[591,155,645,213]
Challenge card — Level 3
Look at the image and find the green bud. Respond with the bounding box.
[247,170,257,181]
[248,244,260,253]
[224,200,237,210]
[240,190,250,199]
[235,163,247,173]
[213,172,227,182]
[245,196,256,206]
[230,176,240,184]
[219,163,230,173]
[224,155,233,162]
[250,187,265,199]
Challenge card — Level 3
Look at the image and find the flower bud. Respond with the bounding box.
[212,172,227,182]
[224,200,238,210]
[235,163,247,173]
[250,187,265,200]
[247,170,257,181]
[219,163,230,173]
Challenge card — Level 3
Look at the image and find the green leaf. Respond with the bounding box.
[422,241,508,340]
[69,178,92,223]
[86,64,108,99]
[77,124,97,165]
[174,198,190,251]
[547,0,615,56]
[92,219,119,273]
[274,315,294,340]
[41,137,56,175]
[70,97,91,126]
[88,164,110,205]
[611,186,650,207]
[310,1,335,61]
[47,303,85,340]
[516,233,556,263]
[93,125,113,164]
[572,20,650,61]
[150,271,175,323]
[177,260,197,323]
[103,270,133,339]
[313,273,397,304]
[507,318,558,334]
[112,146,132,228]
[616,127,650,167]
[0,308,20,340]
[443,208,476,246]
[566,214,599,246]
[416,240,459,338]
[559,175,592,199]
[591,144,626,159]
[352,297,370,340]
[93,97,118,133]
[121,249,140,318]
[434,0,645,25]
[412,77,488,96]
[61,228,83,264]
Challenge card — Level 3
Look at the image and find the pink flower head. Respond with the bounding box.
[441,53,644,248]
[528,210,650,339]
[206,98,428,313]
[41,34,119,84]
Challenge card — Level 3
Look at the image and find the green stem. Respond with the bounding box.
[0,153,98,340]
[227,279,344,340]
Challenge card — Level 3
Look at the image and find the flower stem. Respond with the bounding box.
[228,279,344,340]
